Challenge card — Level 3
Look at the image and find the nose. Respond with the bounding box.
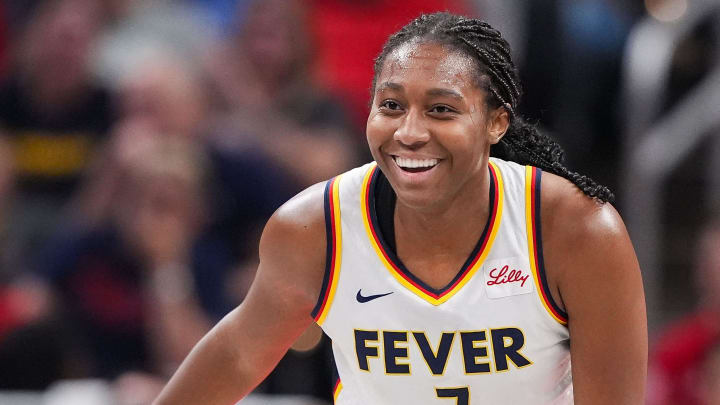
[393,110,430,148]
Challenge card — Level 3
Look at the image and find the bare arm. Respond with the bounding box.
[542,177,647,404]
[153,183,327,405]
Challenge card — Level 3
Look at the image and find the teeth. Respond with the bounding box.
[394,157,438,168]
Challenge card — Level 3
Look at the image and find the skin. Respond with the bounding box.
[154,41,647,404]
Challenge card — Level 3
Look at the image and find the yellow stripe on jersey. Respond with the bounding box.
[316,175,344,325]
[333,379,343,403]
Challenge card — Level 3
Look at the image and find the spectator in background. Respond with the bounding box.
[648,218,720,405]
[206,0,360,189]
[37,135,233,399]
[204,0,360,293]
[0,0,114,266]
[86,51,293,303]
[69,55,211,229]
[0,54,235,401]
[89,1,296,283]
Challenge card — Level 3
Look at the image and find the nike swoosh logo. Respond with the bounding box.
[356,289,394,303]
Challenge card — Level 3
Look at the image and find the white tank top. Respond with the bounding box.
[311,158,572,405]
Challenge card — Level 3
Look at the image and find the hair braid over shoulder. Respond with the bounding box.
[372,12,614,202]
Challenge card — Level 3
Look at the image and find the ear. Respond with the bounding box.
[487,106,510,145]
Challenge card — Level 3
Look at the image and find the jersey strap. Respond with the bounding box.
[525,166,569,325]
[312,175,343,324]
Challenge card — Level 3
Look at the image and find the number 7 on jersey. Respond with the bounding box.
[436,387,469,405]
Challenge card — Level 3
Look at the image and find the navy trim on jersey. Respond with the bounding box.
[533,169,569,321]
[367,167,497,297]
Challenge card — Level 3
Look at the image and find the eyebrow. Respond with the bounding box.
[376,82,463,100]
[426,88,463,100]
[376,82,402,92]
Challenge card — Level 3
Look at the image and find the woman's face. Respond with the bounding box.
[366,41,507,210]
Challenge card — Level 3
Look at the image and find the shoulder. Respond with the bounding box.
[257,180,329,310]
[262,180,327,262]
[265,163,370,243]
[257,164,370,308]
[539,170,626,250]
[538,170,641,314]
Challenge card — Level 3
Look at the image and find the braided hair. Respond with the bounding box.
[372,12,614,202]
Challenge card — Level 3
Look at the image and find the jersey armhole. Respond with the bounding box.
[525,166,569,325]
[311,176,343,325]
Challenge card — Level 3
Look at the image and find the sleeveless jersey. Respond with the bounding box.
[311,158,572,405]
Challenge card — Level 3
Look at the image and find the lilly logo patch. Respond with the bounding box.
[483,258,534,299]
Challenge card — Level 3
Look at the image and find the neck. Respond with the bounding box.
[394,166,491,256]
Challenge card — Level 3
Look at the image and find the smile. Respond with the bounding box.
[393,156,439,173]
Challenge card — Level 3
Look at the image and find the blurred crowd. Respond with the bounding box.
[0,0,717,404]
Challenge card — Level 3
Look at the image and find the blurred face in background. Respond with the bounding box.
[19,0,104,103]
[118,58,207,139]
[112,138,206,262]
[239,0,309,88]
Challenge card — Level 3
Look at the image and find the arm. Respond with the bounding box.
[153,182,328,405]
[542,177,647,404]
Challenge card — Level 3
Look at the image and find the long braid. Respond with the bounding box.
[372,12,614,203]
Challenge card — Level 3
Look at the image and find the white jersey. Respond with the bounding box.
[311,158,572,405]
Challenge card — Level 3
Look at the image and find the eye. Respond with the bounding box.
[429,105,456,114]
[379,100,403,111]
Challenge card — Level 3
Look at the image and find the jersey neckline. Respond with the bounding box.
[360,161,504,305]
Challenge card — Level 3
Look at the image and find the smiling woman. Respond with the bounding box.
[154,12,647,405]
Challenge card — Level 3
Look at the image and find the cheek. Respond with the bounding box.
[366,112,394,147]
[444,121,484,150]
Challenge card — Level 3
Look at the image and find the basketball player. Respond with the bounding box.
[154,13,646,404]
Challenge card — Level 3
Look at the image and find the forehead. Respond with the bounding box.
[378,41,479,90]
